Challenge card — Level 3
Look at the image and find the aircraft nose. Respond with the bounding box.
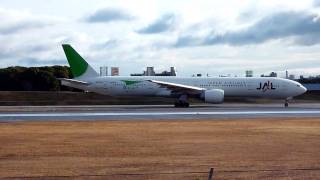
[293,83,307,96]
[301,85,307,93]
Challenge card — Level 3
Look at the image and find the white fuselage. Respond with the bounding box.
[64,76,307,99]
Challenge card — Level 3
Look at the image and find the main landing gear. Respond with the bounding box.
[174,94,190,108]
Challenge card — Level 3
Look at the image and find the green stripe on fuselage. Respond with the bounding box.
[121,80,142,86]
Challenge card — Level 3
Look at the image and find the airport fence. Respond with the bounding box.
[4,167,320,179]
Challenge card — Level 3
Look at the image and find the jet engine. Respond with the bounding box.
[203,89,224,104]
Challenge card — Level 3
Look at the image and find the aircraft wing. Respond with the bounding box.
[147,80,205,95]
[58,78,90,86]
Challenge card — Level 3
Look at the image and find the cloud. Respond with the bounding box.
[91,39,119,50]
[294,34,320,45]
[314,0,320,7]
[85,8,134,23]
[175,11,320,47]
[0,8,58,35]
[20,58,66,66]
[137,13,178,34]
[0,21,48,35]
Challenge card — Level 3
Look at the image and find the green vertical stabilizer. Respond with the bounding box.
[62,44,89,78]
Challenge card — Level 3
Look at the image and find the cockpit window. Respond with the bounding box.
[297,85,301,87]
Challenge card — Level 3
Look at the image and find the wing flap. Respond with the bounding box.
[148,80,205,94]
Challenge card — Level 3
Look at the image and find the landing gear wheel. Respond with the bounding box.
[284,98,289,108]
[174,102,190,108]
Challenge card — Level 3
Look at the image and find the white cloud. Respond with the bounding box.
[0,0,319,78]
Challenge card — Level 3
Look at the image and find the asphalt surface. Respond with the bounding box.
[0,103,320,121]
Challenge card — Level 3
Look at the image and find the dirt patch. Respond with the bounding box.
[1,118,320,179]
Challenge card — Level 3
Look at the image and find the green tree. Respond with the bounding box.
[0,66,74,91]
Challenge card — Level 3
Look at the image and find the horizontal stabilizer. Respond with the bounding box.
[58,78,90,86]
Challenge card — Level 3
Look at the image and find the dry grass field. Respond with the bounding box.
[1,118,320,179]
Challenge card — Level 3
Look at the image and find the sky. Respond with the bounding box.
[1,0,320,77]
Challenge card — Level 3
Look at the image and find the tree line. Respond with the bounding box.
[298,77,320,84]
[0,65,319,91]
[0,66,74,91]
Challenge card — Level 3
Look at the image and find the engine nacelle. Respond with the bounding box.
[204,89,224,104]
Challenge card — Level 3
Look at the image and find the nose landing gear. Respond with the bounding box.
[284,97,292,108]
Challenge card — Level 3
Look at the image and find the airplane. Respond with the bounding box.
[59,44,307,108]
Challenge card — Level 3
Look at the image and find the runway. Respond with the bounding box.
[1,103,320,121]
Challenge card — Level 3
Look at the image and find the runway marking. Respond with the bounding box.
[1,110,320,117]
